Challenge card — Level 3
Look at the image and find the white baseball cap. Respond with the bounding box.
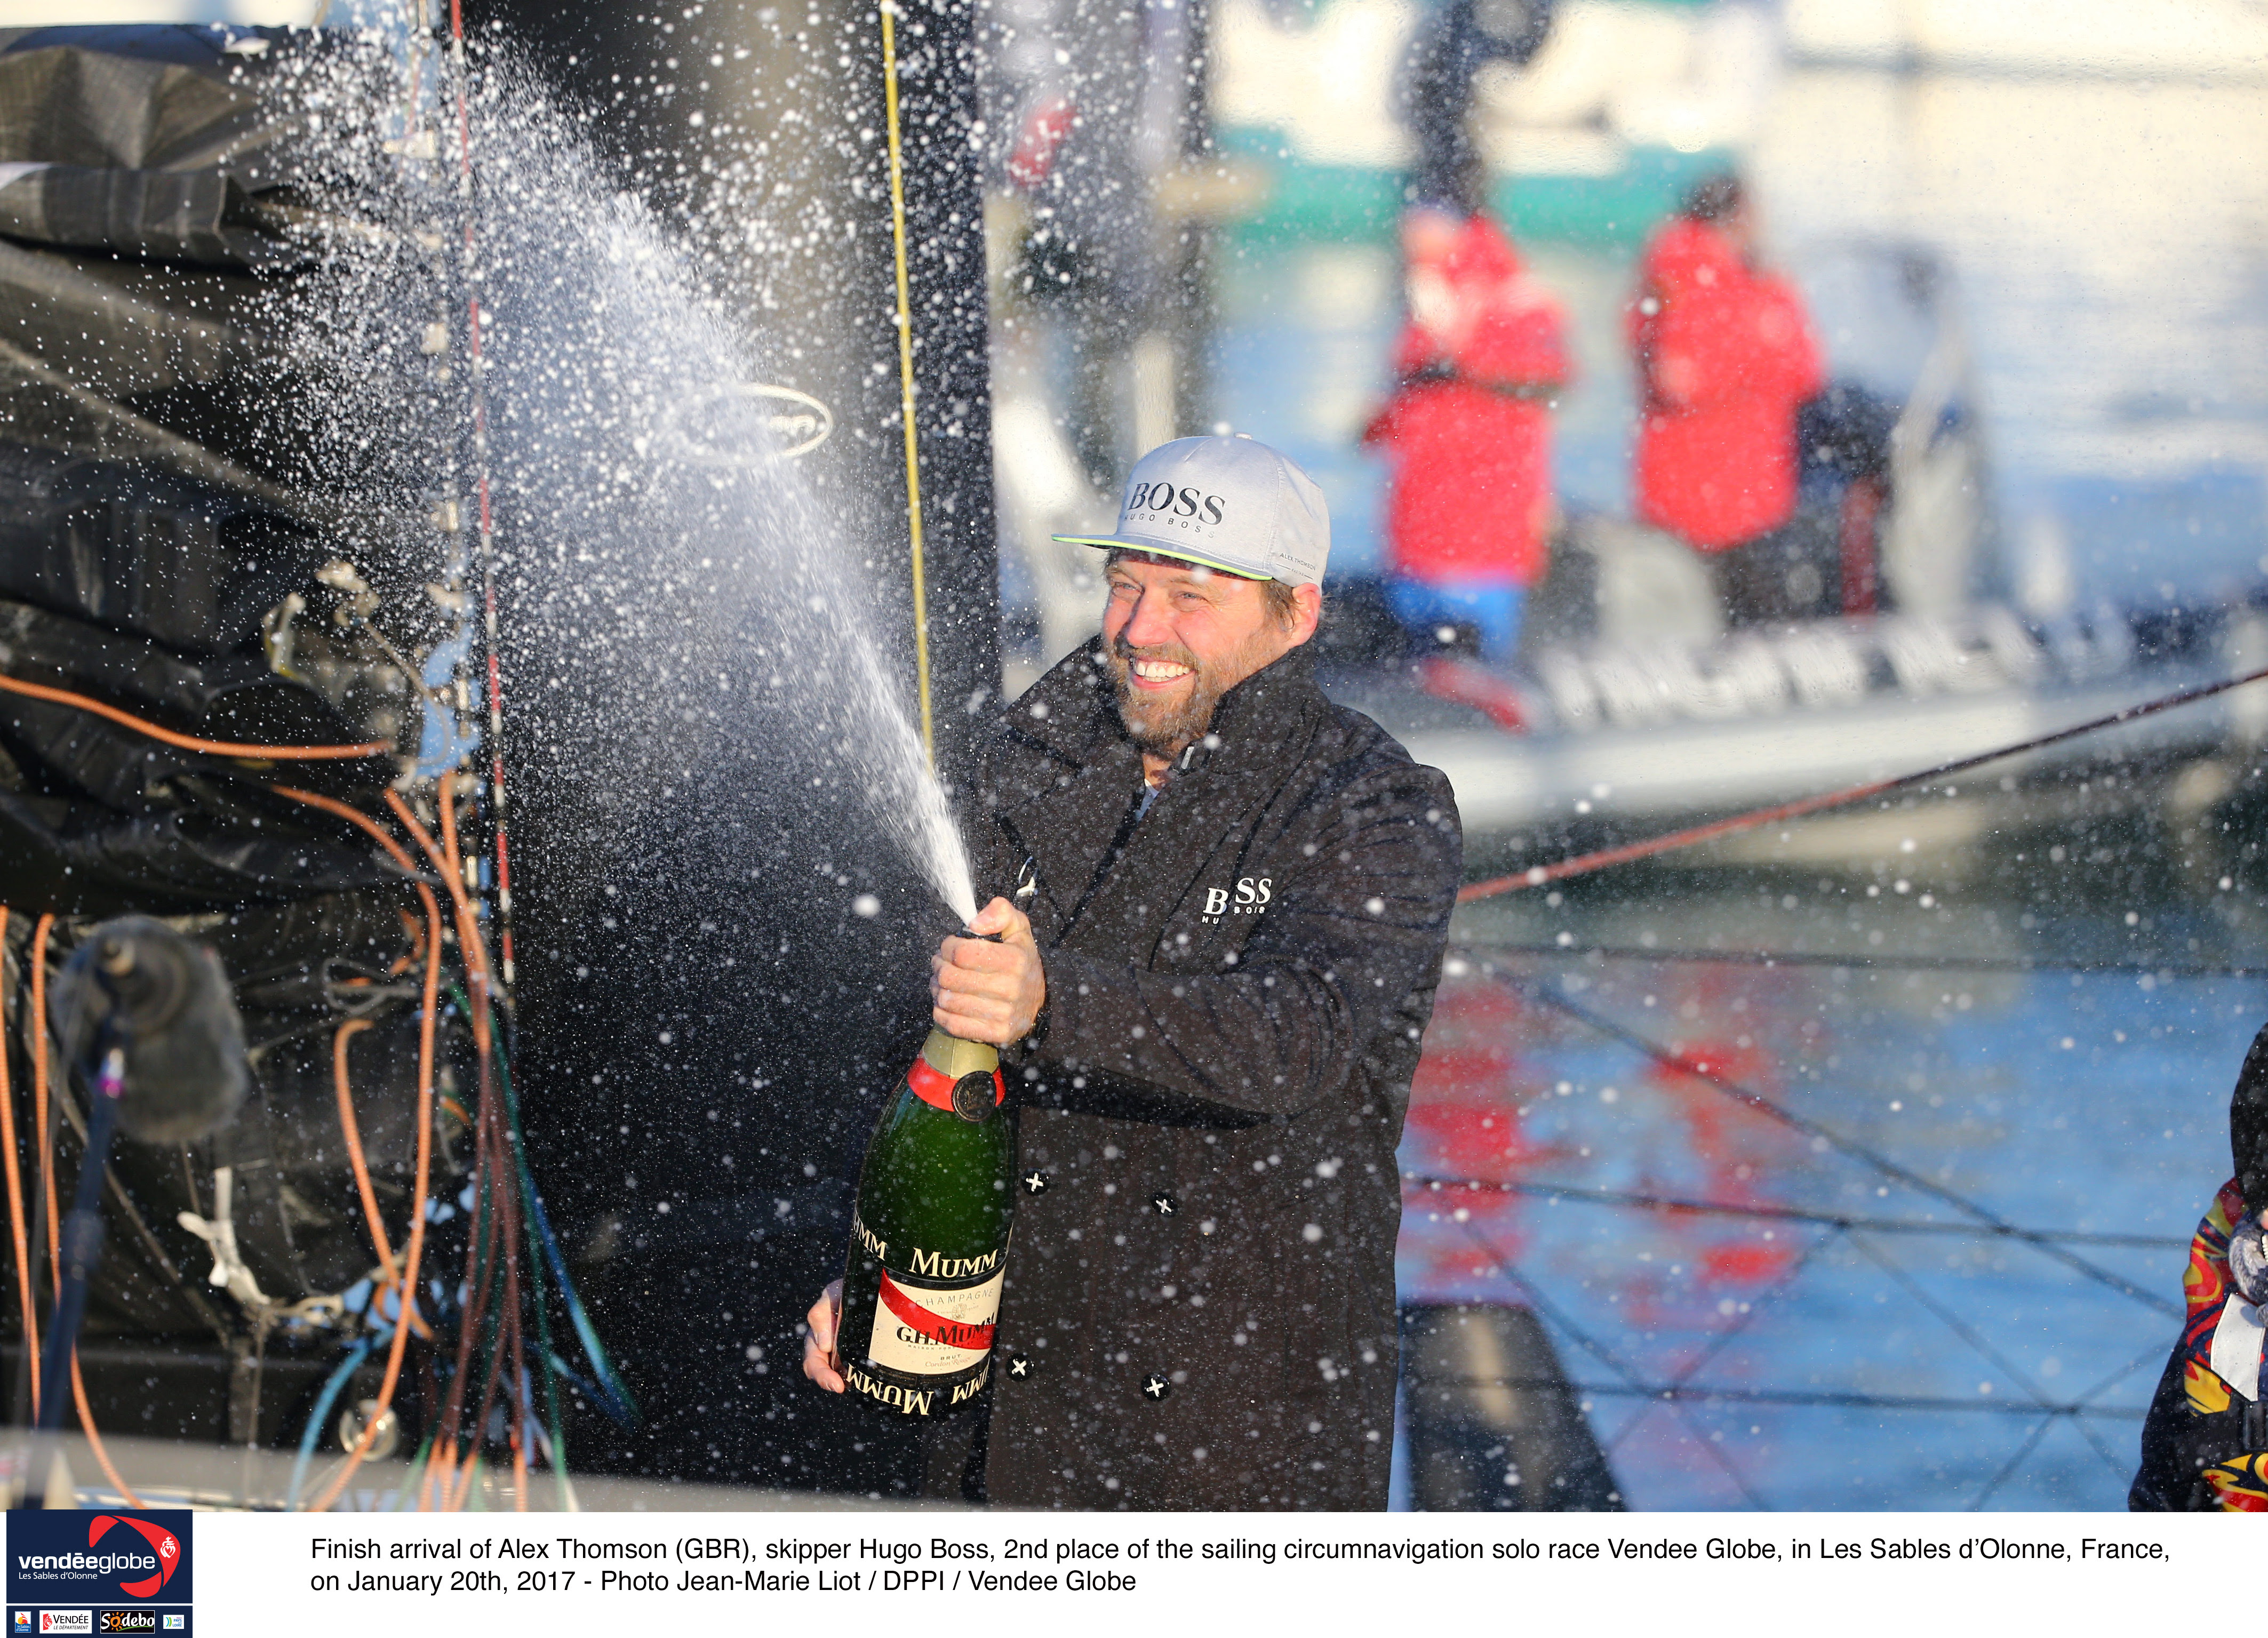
[1053,434,1330,586]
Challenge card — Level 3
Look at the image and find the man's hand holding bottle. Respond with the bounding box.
[930,897,1045,1046]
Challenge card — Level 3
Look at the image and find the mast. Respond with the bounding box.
[461,0,1003,796]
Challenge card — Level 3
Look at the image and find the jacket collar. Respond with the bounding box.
[990,639,1329,931]
[1002,636,1324,781]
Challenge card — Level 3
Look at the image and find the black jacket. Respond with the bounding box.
[971,638,1461,1508]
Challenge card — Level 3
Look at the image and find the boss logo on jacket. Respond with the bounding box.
[1200,877,1272,921]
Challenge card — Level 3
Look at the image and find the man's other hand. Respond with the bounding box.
[932,896,1046,1045]
[802,1280,845,1392]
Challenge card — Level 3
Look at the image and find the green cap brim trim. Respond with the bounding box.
[1049,534,1273,580]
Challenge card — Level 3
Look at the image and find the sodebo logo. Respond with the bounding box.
[1201,877,1272,920]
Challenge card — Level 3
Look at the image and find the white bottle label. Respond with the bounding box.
[864,1267,1003,1377]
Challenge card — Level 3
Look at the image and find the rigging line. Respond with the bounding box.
[2073,1340,2170,1411]
[879,0,936,766]
[1478,1379,2148,1419]
[331,1019,432,1341]
[2057,1338,2177,1487]
[392,1428,437,1515]
[1509,974,2183,1319]
[490,1026,630,1428]
[1457,660,2268,904]
[436,1089,499,1509]
[386,788,493,1052]
[36,1052,233,1346]
[0,673,388,761]
[486,1040,529,1515]
[1451,940,2268,982]
[26,916,141,1504]
[442,1085,523,1514]
[1605,1225,1842,1460]
[1851,1228,2136,1483]
[443,0,518,993]
[2057,1342,2173,1482]
[276,787,441,1516]
[468,1002,562,1503]
[0,908,36,1398]
[287,1335,374,1511]
[1399,1172,2188,1251]
[29,911,52,1422]
[443,1077,512,1514]
[1663,1227,1838,1399]
[333,1020,392,1276]
[1843,1231,2056,1415]
[482,1020,573,1497]
[1968,1413,2058,1513]
[1456,1217,1771,1510]
[2065,1401,2133,1484]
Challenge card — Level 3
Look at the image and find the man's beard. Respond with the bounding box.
[1109,638,1223,759]
[1107,630,1275,759]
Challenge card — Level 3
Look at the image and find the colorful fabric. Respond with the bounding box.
[1628,216,1825,552]
[2130,1178,2268,1510]
[2204,1453,2268,1512]
[2178,1179,2247,1413]
[1364,211,1569,588]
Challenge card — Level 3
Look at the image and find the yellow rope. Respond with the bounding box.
[879,0,936,766]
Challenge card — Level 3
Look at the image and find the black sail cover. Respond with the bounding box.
[0,28,466,1368]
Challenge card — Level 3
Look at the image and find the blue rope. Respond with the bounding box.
[288,1334,375,1511]
[486,1029,637,1425]
[520,1165,636,1424]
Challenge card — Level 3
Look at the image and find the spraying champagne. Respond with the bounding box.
[832,1027,1015,1416]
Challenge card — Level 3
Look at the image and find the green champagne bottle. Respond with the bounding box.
[835,1028,1014,1416]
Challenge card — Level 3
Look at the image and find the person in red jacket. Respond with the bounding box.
[1630,174,1826,625]
[1364,205,1571,664]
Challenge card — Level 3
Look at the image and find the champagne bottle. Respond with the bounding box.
[835,1028,1013,1416]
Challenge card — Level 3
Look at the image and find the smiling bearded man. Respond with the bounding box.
[1105,558,1305,761]
[805,435,1464,1511]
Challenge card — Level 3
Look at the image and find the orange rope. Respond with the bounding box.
[386,788,489,987]
[446,1450,480,1512]
[331,1020,431,1343]
[437,1094,502,1512]
[333,1020,389,1271]
[69,1358,142,1506]
[0,907,34,1414]
[382,789,492,1054]
[396,784,494,1508]
[292,786,519,1510]
[438,773,465,896]
[447,1064,521,1515]
[27,914,142,1503]
[30,910,54,1421]
[0,673,388,762]
[275,787,440,1514]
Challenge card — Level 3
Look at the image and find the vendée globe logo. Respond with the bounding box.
[80,1520,178,1601]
